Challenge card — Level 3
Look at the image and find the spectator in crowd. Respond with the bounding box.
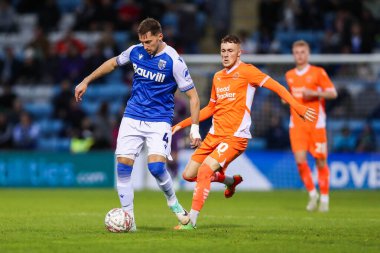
[332,126,356,152]
[73,0,97,31]
[84,44,107,83]
[326,86,354,118]
[97,29,120,58]
[91,101,114,149]
[26,27,51,62]
[93,0,117,31]
[52,79,73,123]
[37,0,61,33]
[0,111,12,149]
[0,0,18,32]
[12,112,40,149]
[70,117,94,153]
[117,0,142,30]
[58,44,86,83]
[0,46,21,85]
[8,98,24,125]
[18,48,42,84]
[238,30,257,54]
[55,30,86,56]
[42,44,60,83]
[64,98,87,134]
[356,122,376,152]
[264,115,289,150]
[0,84,17,113]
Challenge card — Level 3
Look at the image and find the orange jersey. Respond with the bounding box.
[209,62,270,138]
[285,64,335,129]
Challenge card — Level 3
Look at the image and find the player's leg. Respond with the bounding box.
[145,122,189,224]
[311,128,329,212]
[290,127,318,210]
[187,156,221,228]
[115,118,145,231]
[184,134,236,187]
[294,150,319,211]
[178,138,248,229]
[316,158,329,212]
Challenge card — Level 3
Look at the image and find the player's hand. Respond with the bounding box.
[74,80,89,102]
[172,125,182,135]
[301,107,317,122]
[190,124,201,149]
[302,88,319,100]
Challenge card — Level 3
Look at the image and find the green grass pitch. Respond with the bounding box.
[0,189,379,253]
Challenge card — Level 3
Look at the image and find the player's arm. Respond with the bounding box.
[303,68,338,100]
[263,78,316,122]
[75,57,118,102]
[184,87,202,148]
[303,88,338,100]
[172,100,215,134]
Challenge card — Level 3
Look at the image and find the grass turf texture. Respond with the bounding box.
[0,189,379,253]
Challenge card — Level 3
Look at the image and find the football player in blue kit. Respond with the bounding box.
[75,18,201,231]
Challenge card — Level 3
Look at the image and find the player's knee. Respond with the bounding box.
[148,162,166,178]
[117,163,133,178]
[117,156,134,166]
[182,171,196,182]
[316,159,326,168]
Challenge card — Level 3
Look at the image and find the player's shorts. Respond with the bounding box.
[115,117,172,160]
[289,127,327,159]
[191,133,248,172]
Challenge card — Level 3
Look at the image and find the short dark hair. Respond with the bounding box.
[221,34,241,44]
[137,18,162,36]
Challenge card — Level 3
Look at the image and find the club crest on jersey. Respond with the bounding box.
[158,59,167,70]
[233,72,239,80]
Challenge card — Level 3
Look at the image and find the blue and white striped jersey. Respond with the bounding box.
[116,44,195,124]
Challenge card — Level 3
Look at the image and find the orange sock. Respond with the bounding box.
[191,164,214,211]
[318,165,330,195]
[297,162,315,192]
[182,171,197,182]
[210,171,225,183]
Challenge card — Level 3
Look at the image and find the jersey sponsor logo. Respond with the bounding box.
[132,63,166,82]
[158,59,167,70]
[216,85,236,100]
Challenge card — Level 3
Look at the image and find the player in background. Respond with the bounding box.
[172,35,316,229]
[285,40,337,212]
[75,18,201,231]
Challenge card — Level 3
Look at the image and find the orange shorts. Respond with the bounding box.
[289,127,327,159]
[191,133,248,172]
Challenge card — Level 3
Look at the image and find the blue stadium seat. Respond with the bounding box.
[24,103,53,119]
[37,137,71,151]
[38,119,64,137]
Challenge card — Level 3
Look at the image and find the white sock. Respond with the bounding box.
[320,194,329,203]
[309,189,318,198]
[152,167,178,206]
[189,209,199,226]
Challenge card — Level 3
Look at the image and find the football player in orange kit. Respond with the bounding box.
[285,40,337,212]
[172,35,316,229]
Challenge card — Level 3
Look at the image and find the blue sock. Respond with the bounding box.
[116,163,134,217]
[148,162,177,206]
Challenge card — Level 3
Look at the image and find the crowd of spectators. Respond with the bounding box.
[0,0,379,152]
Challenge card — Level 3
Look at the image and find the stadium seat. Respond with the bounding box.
[24,103,53,119]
